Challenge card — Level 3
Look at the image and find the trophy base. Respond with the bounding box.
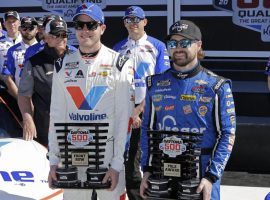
[52,180,81,188]
[52,166,111,189]
[84,181,111,189]
[178,193,202,200]
[54,166,79,188]
[178,178,202,200]
[148,177,169,191]
[85,167,110,189]
[147,197,175,200]
[146,188,172,199]
[178,178,200,194]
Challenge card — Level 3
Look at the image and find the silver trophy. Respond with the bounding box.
[146,131,203,200]
[52,123,110,189]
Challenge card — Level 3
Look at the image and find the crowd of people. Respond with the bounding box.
[5,2,270,200]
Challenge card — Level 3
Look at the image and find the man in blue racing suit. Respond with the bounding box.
[140,20,236,200]
[113,6,170,200]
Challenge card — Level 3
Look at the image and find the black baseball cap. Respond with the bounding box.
[45,19,67,35]
[21,17,38,26]
[35,17,44,27]
[166,20,202,41]
[42,14,62,27]
[4,11,20,21]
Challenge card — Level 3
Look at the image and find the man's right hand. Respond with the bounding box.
[140,172,151,199]
[23,117,37,141]
[48,165,58,188]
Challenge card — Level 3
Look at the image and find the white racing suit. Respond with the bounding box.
[48,45,134,200]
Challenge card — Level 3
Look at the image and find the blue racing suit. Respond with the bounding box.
[141,64,236,200]
[24,40,45,63]
[265,57,270,75]
[3,40,37,86]
[113,33,170,104]
[0,33,22,74]
[24,40,77,63]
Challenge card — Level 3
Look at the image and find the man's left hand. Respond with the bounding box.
[102,168,119,191]
[196,178,213,200]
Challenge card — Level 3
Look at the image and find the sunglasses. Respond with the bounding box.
[167,39,197,49]
[124,17,143,24]
[50,32,68,39]
[21,26,36,31]
[74,21,100,31]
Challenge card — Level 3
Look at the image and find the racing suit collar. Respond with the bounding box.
[21,39,37,49]
[170,62,202,79]
[128,32,147,45]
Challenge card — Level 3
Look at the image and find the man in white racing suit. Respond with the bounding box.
[48,3,134,200]
[0,11,22,76]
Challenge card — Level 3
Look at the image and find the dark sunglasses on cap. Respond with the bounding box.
[50,32,68,39]
[167,39,197,49]
[74,21,100,31]
[21,26,36,31]
[124,17,143,24]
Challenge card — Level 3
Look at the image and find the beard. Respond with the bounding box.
[22,34,35,41]
[171,50,197,67]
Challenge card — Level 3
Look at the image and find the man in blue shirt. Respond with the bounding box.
[3,17,38,99]
[140,20,236,200]
[113,6,170,200]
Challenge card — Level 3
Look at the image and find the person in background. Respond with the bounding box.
[23,15,68,62]
[140,20,236,200]
[265,57,270,91]
[0,11,23,138]
[0,22,7,38]
[35,16,44,42]
[18,19,76,146]
[47,3,133,200]
[0,11,21,78]
[2,17,38,99]
[113,6,170,200]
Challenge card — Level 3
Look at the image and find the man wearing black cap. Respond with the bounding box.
[113,6,170,200]
[23,14,64,62]
[34,17,44,42]
[2,17,38,99]
[140,20,236,200]
[18,19,76,146]
[3,11,21,43]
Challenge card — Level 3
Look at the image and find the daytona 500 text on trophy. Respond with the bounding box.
[52,123,111,189]
[146,130,203,200]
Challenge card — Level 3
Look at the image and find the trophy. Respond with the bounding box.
[52,123,110,189]
[146,131,203,200]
